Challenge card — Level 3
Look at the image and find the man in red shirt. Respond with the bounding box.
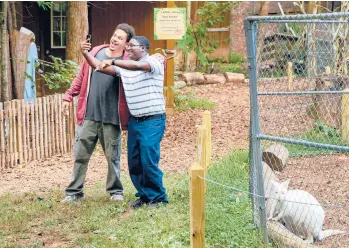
[61,23,134,203]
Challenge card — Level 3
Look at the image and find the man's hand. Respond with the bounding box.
[62,101,70,116]
[95,60,112,71]
[80,39,91,54]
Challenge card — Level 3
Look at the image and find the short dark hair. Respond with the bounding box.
[115,23,135,42]
[131,36,150,50]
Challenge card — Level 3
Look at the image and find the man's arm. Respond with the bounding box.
[82,51,116,76]
[112,59,151,72]
[81,51,152,76]
[80,39,151,75]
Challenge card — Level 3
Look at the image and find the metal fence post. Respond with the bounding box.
[244,19,269,245]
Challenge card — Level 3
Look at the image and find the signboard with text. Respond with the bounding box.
[154,8,186,40]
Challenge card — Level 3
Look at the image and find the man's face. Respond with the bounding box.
[125,38,144,61]
[109,29,128,51]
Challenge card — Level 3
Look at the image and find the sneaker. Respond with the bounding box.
[147,201,168,209]
[61,195,84,203]
[129,198,147,209]
[110,194,124,201]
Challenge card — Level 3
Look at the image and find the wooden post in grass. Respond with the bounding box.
[197,125,207,192]
[202,111,211,167]
[189,163,205,248]
[341,88,349,142]
[287,62,293,91]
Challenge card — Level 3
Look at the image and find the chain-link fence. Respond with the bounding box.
[245,13,349,247]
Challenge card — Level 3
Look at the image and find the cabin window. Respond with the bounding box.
[51,2,67,48]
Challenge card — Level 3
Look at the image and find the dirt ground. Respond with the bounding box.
[278,154,349,248]
[1,81,348,247]
[0,82,250,195]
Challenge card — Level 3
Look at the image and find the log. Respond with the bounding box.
[178,72,205,85]
[263,161,278,215]
[223,72,245,84]
[267,221,320,248]
[262,144,289,172]
[203,74,226,84]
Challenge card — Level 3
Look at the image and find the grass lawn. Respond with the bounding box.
[0,151,264,248]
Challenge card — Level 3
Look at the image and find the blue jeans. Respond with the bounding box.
[127,115,168,203]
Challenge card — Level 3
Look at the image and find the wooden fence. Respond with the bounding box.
[190,110,211,248]
[0,94,76,169]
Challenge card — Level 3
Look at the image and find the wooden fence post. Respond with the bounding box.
[342,88,349,142]
[202,111,211,167]
[0,102,4,168]
[16,100,23,164]
[190,163,205,248]
[287,62,293,91]
[197,125,207,192]
[4,102,9,168]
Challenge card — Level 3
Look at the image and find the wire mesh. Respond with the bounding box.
[247,13,349,247]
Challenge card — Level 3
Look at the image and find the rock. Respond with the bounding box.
[174,81,186,89]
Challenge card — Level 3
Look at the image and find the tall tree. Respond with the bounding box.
[0,2,9,102]
[8,2,17,99]
[66,2,88,64]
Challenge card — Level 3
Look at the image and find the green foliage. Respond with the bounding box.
[279,23,305,37]
[37,56,79,90]
[177,2,236,69]
[220,64,244,74]
[283,122,346,158]
[313,121,340,138]
[207,56,226,63]
[173,87,215,111]
[228,53,245,64]
[0,150,264,247]
[36,1,54,10]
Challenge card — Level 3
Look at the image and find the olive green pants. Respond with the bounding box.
[65,120,123,196]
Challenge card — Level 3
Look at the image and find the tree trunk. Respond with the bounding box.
[0,2,9,102]
[65,2,88,64]
[11,2,17,29]
[7,2,17,99]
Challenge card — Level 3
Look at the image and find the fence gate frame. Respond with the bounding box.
[244,12,349,245]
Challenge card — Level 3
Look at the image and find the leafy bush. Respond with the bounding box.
[176,2,236,69]
[207,56,226,64]
[220,64,244,74]
[37,56,79,89]
[228,53,245,64]
[173,87,215,111]
[284,121,346,158]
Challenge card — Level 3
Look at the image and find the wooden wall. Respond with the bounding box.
[90,1,168,54]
